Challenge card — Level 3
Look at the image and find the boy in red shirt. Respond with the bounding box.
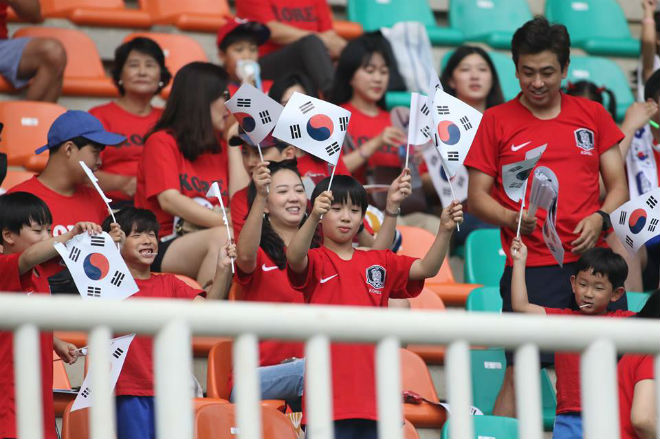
[286,175,463,438]
[510,237,635,439]
[101,207,236,439]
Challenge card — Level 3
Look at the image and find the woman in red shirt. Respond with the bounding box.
[90,37,171,206]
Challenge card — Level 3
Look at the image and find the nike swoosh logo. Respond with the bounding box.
[511,141,531,152]
[320,274,338,284]
[262,264,278,272]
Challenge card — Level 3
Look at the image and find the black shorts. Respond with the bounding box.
[151,236,177,273]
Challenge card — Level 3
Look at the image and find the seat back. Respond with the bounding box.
[449,0,531,41]
[465,286,502,313]
[207,339,234,399]
[1,170,35,192]
[61,401,90,439]
[194,401,297,439]
[41,0,126,15]
[347,0,435,31]
[464,229,504,285]
[627,291,651,313]
[400,348,439,402]
[397,226,455,283]
[140,0,230,21]
[409,287,446,311]
[470,348,506,414]
[403,418,420,439]
[440,415,519,439]
[541,368,557,429]
[53,351,72,389]
[545,0,632,44]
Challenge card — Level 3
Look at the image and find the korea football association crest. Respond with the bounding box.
[366,265,386,291]
[574,128,595,153]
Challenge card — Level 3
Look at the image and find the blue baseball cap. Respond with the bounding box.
[35,110,126,154]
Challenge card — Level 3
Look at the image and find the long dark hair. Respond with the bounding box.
[565,80,617,121]
[440,45,504,109]
[247,159,305,269]
[268,72,318,104]
[148,62,229,161]
[329,35,392,108]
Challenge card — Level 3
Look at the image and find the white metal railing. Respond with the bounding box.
[1,293,659,439]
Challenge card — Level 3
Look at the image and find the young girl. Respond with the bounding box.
[286,175,462,438]
[565,80,617,121]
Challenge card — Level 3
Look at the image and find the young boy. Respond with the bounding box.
[510,237,635,439]
[102,207,236,439]
[286,175,463,438]
[0,191,105,439]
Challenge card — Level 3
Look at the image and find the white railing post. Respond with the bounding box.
[305,334,334,439]
[446,340,473,439]
[233,333,262,439]
[376,336,402,439]
[14,324,43,439]
[155,319,193,438]
[514,343,543,439]
[89,326,115,439]
[581,339,619,439]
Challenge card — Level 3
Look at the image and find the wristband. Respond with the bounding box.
[643,17,656,24]
[595,210,612,232]
[384,207,401,217]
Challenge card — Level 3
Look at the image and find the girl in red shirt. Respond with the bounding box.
[90,37,171,205]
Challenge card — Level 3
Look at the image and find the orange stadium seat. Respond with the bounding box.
[0,101,66,171]
[400,348,447,428]
[138,0,231,32]
[40,0,151,27]
[403,418,420,439]
[406,288,446,364]
[12,27,117,97]
[1,170,35,192]
[194,401,297,439]
[332,20,363,40]
[61,401,89,439]
[53,351,76,416]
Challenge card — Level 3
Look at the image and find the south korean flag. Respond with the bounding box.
[54,232,138,301]
[225,83,283,145]
[71,334,135,412]
[611,188,660,254]
[408,92,433,147]
[430,88,483,177]
[272,92,351,166]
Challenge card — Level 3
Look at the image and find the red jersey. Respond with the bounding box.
[236,0,333,56]
[236,248,304,366]
[89,102,162,201]
[545,308,634,414]
[227,80,273,97]
[464,93,624,267]
[115,274,203,396]
[618,354,655,439]
[297,153,351,187]
[0,4,7,39]
[341,103,402,183]
[287,247,423,420]
[134,130,229,238]
[0,253,55,439]
[231,187,249,240]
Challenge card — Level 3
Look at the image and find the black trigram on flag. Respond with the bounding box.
[289,124,301,139]
[647,195,657,209]
[339,116,349,131]
[436,105,449,115]
[236,98,251,108]
[648,218,659,233]
[112,347,124,359]
[87,286,101,297]
[259,110,271,124]
[447,151,459,161]
[111,271,125,287]
[299,101,314,114]
[421,103,429,116]
[421,126,431,139]
[625,235,634,247]
[460,116,472,130]
[90,236,105,247]
[325,142,340,156]
[81,387,90,398]
[69,246,81,262]
[619,211,627,225]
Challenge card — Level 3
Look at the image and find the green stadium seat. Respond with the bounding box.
[471,348,507,414]
[440,415,519,439]
[385,91,412,110]
[449,0,532,49]
[464,229,505,286]
[346,0,464,46]
[545,0,639,58]
[541,368,557,430]
[627,291,651,313]
[563,56,634,122]
[465,286,502,313]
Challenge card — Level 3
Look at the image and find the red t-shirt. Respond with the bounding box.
[89,102,163,201]
[134,130,229,238]
[0,253,55,439]
[464,93,624,267]
[618,354,655,439]
[236,248,304,366]
[227,80,273,97]
[231,187,249,240]
[287,247,423,420]
[341,103,401,183]
[0,4,7,40]
[115,274,203,396]
[297,153,351,187]
[236,0,333,56]
[545,308,635,414]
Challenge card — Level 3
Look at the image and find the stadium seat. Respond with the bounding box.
[138,0,231,32]
[0,101,66,171]
[12,27,117,97]
[627,291,651,313]
[464,229,504,286]
[400,348,447,428]
[53,351,76,416]
[545,0,639,58]
[385,91,412,110]
[403,419,420,439]
[123,32,208,98]
[347,0,464,46]
[406,288,446,364]
[563,55,634,122]
[440,415,519,439]
[448,0,532,49]
[470,347,507,414]
[61,401,89,439]
[39,0,151,28]
[465,286,502,313]
[332,20,363,40]
[541,368,557,430]
[1,170,35,192]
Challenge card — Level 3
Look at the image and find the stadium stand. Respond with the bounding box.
[400,348,447,428]
[440,414,519,439]
[464,229,505,286]
[194,401,298,439]
[627,291,652,312]
[38,0,151,28]
[406,287,447,364]
[138,0,231,33]
[465,286,502,313]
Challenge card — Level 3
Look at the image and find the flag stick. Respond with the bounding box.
[404,143,411,170]
[256,142,269,193]
[516,198,525,238]
[207,183,235,274]
[441,161,460,232]
[327,162,338,192]
[79,161,116,223]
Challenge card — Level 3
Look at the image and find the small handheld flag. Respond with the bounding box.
[611,188,660,254]
[207,182,235,273]
[406,92,433,169]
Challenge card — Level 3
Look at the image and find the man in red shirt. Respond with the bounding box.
[235,0,346,96]
[0,0,66,102]
[464,17,629,416]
